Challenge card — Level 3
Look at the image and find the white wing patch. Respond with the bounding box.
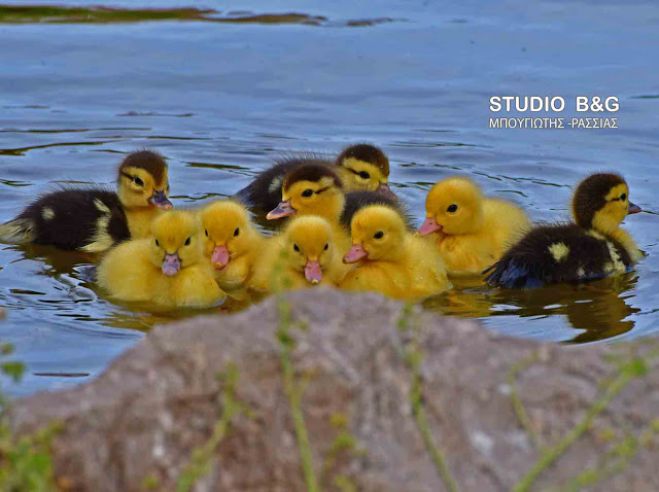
[41,207,55,221]
[548,242,569,262]
[80,199,114,253]
[268,177,283,195]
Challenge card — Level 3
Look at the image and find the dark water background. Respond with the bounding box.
[0,0,657,396]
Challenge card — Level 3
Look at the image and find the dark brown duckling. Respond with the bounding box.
[0,150,173,252]
[234,143,394,212]
[485,173,643,288]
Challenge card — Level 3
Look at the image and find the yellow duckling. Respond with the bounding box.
[418,176,531,276]
[97,211,224,309]
[486,173,643,288]
[0,150,172,252]
[250,216,347,293]
[341,205,451,300]
[199,200,267,297]
[265,165,352,251]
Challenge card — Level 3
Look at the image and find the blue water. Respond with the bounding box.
[0,0,658,396]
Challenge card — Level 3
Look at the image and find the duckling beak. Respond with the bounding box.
[304,259,323,284]
[343,244,368,263]
[211,245,230,270]
[376,182,397,199]
[161,253,181,277]
[149,190,173,210]
[628,202,642,215]
[418,217,441,236]
[266,201,296,220]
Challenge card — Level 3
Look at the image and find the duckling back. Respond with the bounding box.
[485,224,633,288]
[0,190,130,252]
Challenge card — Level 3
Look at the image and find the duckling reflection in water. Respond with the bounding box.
[0,150,173,253]
[97,211,224,309]
[486,173,643,288]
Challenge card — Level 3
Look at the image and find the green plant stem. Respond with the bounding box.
[176,365,240,492]
[277,296,320,492]
[512,362,640,492]
[398,304,460,492]
[507,353,541,449]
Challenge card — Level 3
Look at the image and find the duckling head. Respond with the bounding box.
[200,200,255,270]
[344,205,405,263]
[149,211,201,276]
[117,150,172,210]
[572,173,641,234]
[336,144,393,196]
[267,165,345,222]
[418,177,484,236]
[283,216,335,284]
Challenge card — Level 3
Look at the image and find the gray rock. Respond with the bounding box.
[10,288,659,491]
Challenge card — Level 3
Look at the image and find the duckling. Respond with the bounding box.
[265,164,408,250]
[250,215,347,293]
[199,200,267,297]
[334,143,393,196]
[235,143,393,212]
[340,205,451,300]
[0,150,172,253]
[485,173,643,288]
[418,176,531,276]
[97,211,224,309]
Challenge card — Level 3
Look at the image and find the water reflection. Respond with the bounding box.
[425,274,640,343]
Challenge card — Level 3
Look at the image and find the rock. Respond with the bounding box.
[10,288,659,492]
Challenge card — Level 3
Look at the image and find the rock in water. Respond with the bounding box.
[10,288,659,492]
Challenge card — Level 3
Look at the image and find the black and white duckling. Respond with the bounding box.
[0,150,172,253]
[485,173,643,288]
[235,143,393,212]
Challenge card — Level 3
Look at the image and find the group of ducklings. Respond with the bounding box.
[0,145,643,310]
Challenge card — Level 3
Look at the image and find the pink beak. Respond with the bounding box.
[418,217,441,236]
[149,190,173,210]
[304,260,323,284]
[376,182,397,199]
[161,253,181,277]
[343,244,368,264]
[211,245,230,270]
[266,201,296,220]
[628,202,642,214]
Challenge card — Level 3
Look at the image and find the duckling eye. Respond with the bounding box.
[234,227,240,237]
[184,237,191,246]
[155,239,160,247]
[133,176,144,187]
[620,193,627,201]
[293,243,300,252]
[324,243,329,251]
[447,204,458,213]
[374,231,384,239]
[301,189,314,198]
[359,171,370,180]
[204,229,208,237]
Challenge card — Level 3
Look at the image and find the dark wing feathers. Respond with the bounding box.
[485,224,629,288]
[15,189,129,250]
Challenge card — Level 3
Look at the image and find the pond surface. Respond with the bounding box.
[0,0,658,396]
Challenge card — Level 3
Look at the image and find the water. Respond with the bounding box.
[0,0,657,396]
